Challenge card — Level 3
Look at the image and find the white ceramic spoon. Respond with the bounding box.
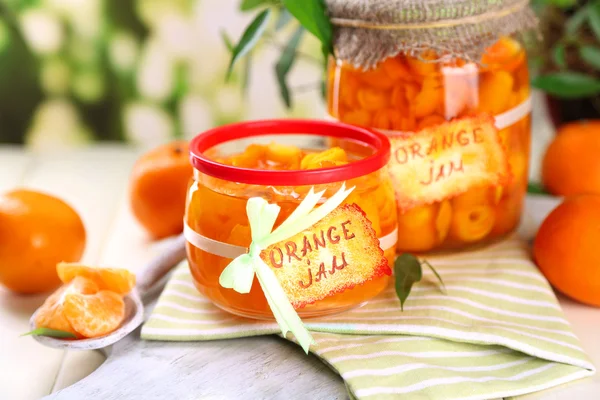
[28,234,187,350]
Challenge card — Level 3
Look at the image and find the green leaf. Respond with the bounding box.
[221,30,234,52]
[242,53,252,96]
[532,72,600,98]
[552,44,567,69]
[21,328,77,339]
[566,6,589,35]
[580,46,600,70]
[394,253,422,311]
[172,62,188,100]
[226,9,271,80]
[275,8,293,31]
[275,26,304,107]
[529,55,544,71]
[422,260,446,294]
[240,0,276,11]
[527,182,548,195]
[589,2,600,40]
[548,0,577,8]
[281,0,333,55]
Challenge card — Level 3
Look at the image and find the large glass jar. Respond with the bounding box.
[327,36,531,253]
[184,120,397,319]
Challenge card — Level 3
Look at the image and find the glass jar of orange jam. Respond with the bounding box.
[184,120,397,319]
[327,36,531,253]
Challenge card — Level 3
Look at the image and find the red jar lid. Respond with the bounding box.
[189,119,391,186]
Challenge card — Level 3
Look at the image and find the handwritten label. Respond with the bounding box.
[260,204,391,308]
[387,115,509,210]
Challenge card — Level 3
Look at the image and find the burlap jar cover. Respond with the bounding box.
[325,0,539,70]
[325,0,540,252]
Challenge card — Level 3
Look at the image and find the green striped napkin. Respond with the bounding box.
[141,238,595,399]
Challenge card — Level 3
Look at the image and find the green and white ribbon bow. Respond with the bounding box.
[219,184,355,353]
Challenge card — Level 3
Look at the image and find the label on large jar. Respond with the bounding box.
[260,204,391,309]
[387,115,509,211]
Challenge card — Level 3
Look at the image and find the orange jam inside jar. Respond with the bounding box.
[185,120,397,319]
[327,36,531,253]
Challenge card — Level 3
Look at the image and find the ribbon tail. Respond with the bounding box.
[219,254,255,294]
[254,260,315,354]
[274,187,325,230]
[247,197,280,240]
[263,183,355,247]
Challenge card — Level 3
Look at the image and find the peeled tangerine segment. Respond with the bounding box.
[479,71,514,115]
[373,109,404,130]
[493,186,504,205]
[498,128,510,150]
[373,182,398,230]
[382,57,412,81]
[63,290,125,338]
[406,51,439,77]
[339,71,361,109]
[482,37,524,72]
[449,204,495,243]
[35,297,76,335]
[301,147,348,170]
[34,276,100,336]
[344,192,382,237]
[265,143,302,168]
[492,191,524,236]
[357,87,389,111]
[508,150,528,187]
[343,109,372,127]
[405,82,420,102]
[391,86,409,109]
[227,224,252,247]
[57,262,136,295]
[453,186,494,209]
[396,204,438,252]
[448,186,497,242]
[225,144,268,168]
[239,144,267,167]
[359,66,396,89]
[436,201,452,243]
[414,77,443,118]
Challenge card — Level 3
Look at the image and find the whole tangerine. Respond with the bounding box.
[533,195,600,307]
[542,120,600,196]
[129,141,193,239]
[0,190,86,294]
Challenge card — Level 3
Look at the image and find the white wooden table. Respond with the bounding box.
[0,143,598,400]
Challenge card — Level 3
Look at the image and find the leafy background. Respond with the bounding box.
[0,0,325,149]
[0,0,586,161]
[531,0,600,99]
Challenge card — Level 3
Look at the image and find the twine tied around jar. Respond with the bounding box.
[325,0,539,70]
[218,184,355,353]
